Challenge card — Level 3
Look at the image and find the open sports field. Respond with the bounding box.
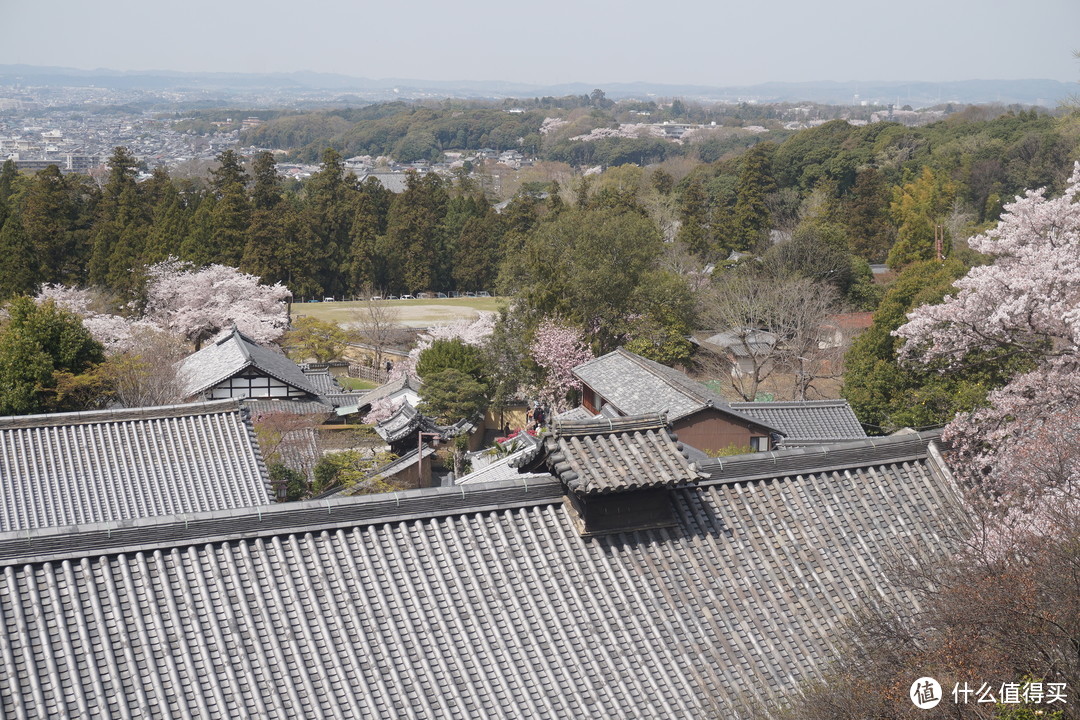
[291,296,505,328]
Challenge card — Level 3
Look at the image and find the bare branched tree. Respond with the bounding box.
[109,328,189,407]
[352,286,403,372]
[701,273,840,401]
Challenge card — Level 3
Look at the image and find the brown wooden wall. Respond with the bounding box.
[672,408,770,455]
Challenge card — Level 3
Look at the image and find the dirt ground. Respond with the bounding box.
[292,297,505,328]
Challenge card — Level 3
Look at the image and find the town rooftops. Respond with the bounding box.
[0,430,966,718]
[572,347,782,430]
[0,399,271,533]
[178,327,320,399]
[729,399,868,445]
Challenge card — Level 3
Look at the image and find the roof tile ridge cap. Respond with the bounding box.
[0,398,241,428]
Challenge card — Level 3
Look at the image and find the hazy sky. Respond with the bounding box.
[3,0,1077,86]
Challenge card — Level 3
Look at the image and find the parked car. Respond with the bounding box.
[448,291,461,298]
[323,297,335,302]
[401,294,415,300]
[369,296,383,301]
[464,291,476,297]
[476,291,491,298]
[387,294,399,300]
[435,292,448,298]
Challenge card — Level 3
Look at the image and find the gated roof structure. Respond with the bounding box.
[0,428,967,719]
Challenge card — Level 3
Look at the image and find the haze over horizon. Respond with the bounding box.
[3,0,1077,88]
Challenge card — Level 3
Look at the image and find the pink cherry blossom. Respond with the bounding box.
[895,162,1080,496]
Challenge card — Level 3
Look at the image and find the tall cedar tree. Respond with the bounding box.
[88,147,142,291]
[347,176,393,292]
[207,149,251,267]
[383,172,447,293]
[732,142,776,252]
[842,168,896,263]
[24,165,91,288]
[305,148,357,297]
[0,217,36,298]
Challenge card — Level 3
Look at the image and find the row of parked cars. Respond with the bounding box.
[314,291,493,302]
[366,291,492,301]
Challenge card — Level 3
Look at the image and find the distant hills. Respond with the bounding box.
[0,64,1074,107]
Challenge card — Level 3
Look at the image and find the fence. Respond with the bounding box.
[348,364,389,384]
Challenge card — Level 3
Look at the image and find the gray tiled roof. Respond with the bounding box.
[178,327,320,398]
[348,374,423,411]
[546,414,707,495]
[374,400,425,443]
[730,399,868,444]
[458,433,550,485]
[300,368,345,395]
[573,348,783,431]
[0,399,271,532]
[242,398,334,417]
[553,405,596,422]
[0,432,967,719]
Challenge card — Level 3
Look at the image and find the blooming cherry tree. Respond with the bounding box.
[529,318,595,412]
[35,284,160,354]
[895,162,1080,493]
[144,260,291,347]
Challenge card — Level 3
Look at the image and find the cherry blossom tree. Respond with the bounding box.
[895,162,1080,492]
[529,318,595,412]
[36,284,160,354]
[143,259,291,347]
[362,396,404,425]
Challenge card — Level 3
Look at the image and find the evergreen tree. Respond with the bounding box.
[0,297,106,415]
[676,176,711,258]
[143,181,190,263]
[179,193,217,265]
[347,177,392,292]
[732,142,776,252]
[208,149,250,267]
[842,168,896,263]
[304,148,358,296]
[250,151,282,211]
[383,172,447,293]
[453,214,502,292]
[88,147,142,289]
[0,159,19,229]
[0,216,36,299]
[20,164,78,287]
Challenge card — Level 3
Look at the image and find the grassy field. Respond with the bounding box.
[338,377,378,391]
[292,297,506,328]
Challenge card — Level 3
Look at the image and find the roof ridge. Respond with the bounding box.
[730,399,850,408]
[698,430,943,484]
[552,412,669,437]
[0,476,565,566]
[0,398,244,429]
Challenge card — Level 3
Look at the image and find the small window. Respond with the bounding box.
[749,436,769,452]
